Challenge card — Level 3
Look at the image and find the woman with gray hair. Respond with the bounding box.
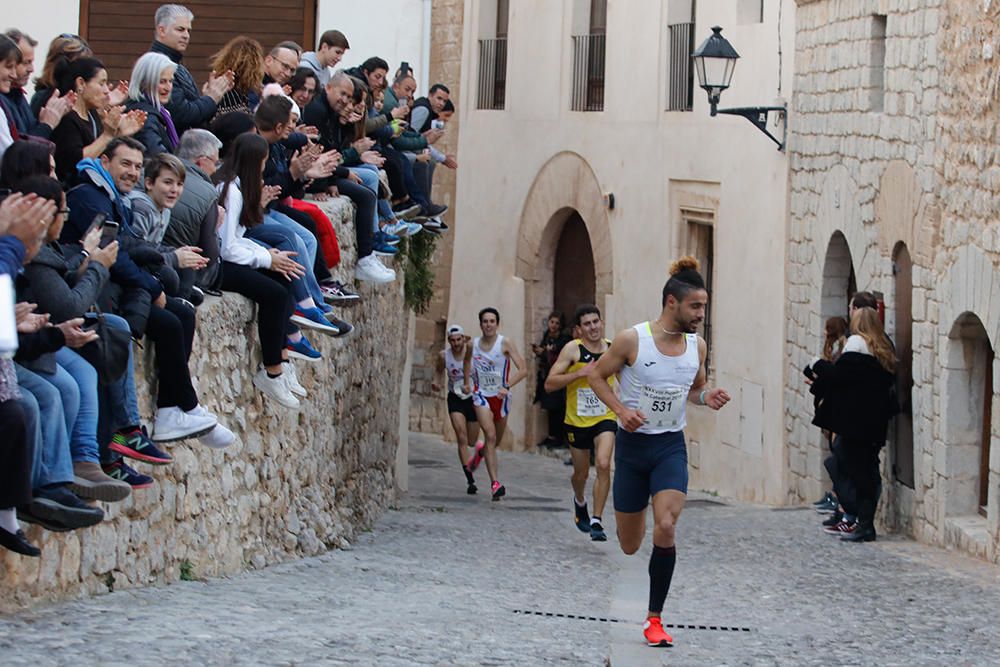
[124,52,179,155]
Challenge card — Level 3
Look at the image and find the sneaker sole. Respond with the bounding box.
[591,533,607,541]
[286,348,323,362]
[322,295,362,306]
[152,422,217,443]
[108,441,173,465]
[69,478,132,502]
[290,315,340,335]
[646,639,673,647]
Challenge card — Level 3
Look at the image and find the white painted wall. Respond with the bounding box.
[449,0,796,503]
[4,0,81,96]
[318,0,433,94]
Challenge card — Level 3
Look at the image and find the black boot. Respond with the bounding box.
[841,522,876,542]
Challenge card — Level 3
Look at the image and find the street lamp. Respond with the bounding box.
[692,26,787,151]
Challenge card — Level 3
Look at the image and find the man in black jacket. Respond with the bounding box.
[151,4,233,135]
[2,29,74,139]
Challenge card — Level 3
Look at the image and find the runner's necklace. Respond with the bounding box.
[655,319,683,336]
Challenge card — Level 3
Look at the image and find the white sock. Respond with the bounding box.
[574,497,587,507]
[0,508,19,533]
[591,516,602,526]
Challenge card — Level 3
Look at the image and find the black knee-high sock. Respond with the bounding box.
[648,545,677,614]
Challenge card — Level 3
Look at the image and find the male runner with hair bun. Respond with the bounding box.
[587,256,731,647]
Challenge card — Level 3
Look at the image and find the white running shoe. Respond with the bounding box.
[356,255,396,283]
[152,406,218,442]
[253,369,301,409]
[185,406,236,448]
[283,362,308,398]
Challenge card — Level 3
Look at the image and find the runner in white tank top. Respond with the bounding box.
[586,257,731,649]
[432,325,483,495]
[462,308,528,501]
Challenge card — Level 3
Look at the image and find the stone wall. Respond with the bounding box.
[788,0,1000,563]
[408,0,464,441]
[0,198,410,609]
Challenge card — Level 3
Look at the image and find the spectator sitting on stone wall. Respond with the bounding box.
[302,72,394,284]
[214,132,308,409]
[50,57,146,184]
[150,4,234,135]
[2,29,74,141]
[253,94,353,336]
[208,37,265,121]
[29,35,92,120]
[64,137,219,446]
[124,52,183,156]
[289,68,321,113]
[263,43,300,88]
[127,152,206,303]
[299,30,349,88]
[167,129,224,293]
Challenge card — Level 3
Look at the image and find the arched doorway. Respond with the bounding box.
[942,313,994,518]
[892,242,915,488]
[821,231,857,323]
[553,212,596,321]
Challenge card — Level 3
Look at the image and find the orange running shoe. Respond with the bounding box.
[643,617,673,647]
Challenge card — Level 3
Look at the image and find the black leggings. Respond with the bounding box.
[220,262,295,367]
[0,399,31,508]
[332,177,375,259]
[146,297,199,411]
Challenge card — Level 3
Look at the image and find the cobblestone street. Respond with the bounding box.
[2,432,1000,666]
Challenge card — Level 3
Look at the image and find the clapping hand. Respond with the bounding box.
[57,318,99,348]
[267,248,305,280]
[261,185,282,209]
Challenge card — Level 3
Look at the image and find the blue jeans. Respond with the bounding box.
[98,313,141,459]
[349,167,382,232]
[52,348,100,464]
[15,364,74,488]
[249,213,325,306]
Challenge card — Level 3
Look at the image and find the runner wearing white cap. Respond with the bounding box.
[432,324,483,494]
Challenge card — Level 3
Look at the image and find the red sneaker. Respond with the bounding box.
[467,441,485,472]
[823,520,857,536]
[643,617,673,647]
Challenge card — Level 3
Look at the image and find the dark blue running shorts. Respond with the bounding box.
[613,429,688,513]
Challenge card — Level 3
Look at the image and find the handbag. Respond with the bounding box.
[77,311,132,385]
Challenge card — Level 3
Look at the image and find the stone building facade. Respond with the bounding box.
[787,0,1000,563]
[409,0,467,437]
[446,0,795,502]
[0,201,410,609]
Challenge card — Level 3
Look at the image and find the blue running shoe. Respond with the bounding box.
[102,460,154,489]
[291,306,340,335]
[373,240,399,257]
[286,335,322,362]
[108,426,172,465]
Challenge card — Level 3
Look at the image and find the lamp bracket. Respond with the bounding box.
[712,104,787,152]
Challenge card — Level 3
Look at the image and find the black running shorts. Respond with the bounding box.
[565,420,617,450]
[447,392,477,422]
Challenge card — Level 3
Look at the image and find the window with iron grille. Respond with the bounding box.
[571,0,606,111]
[476,0,509,110]
[666,22,694,111]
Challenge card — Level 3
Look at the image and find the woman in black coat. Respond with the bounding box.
[810,307,897,542]
[124,52,181,156]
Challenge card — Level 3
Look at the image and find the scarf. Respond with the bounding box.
[159,104,180,149]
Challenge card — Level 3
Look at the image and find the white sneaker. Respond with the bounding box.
[185,406,236,448]
[356,255,396,283]
[152,406,218,442]
[282,362,308,398]
[199,424,236,448]
[253,369,301,409]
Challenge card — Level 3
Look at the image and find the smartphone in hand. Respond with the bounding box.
[99,220,119,248]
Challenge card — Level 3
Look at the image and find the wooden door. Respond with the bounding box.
[893,245,915,487]
[80,0,316,87]
[981,347,994,516]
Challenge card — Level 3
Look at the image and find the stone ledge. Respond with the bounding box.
[0,198,409,610]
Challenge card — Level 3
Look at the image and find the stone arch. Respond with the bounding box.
[873,160,939,266]
[821,231,856,324]
[808,165,876,298]
[937,245,1000,350]
[515,151,613,446]
[940,313,995,521]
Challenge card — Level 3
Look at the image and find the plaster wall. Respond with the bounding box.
[447,0,795,502]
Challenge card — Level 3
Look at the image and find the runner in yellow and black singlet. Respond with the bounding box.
[545,304,617,541]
